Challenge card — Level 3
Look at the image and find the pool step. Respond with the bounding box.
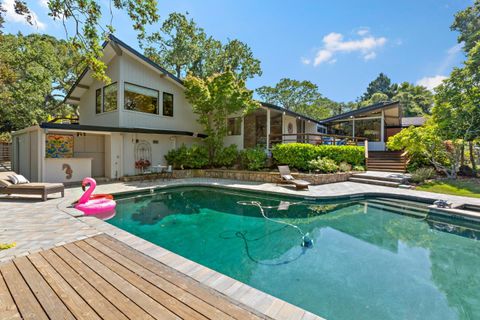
[364,201,428,219]
[367,199,430,214]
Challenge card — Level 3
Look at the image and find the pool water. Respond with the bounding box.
[108,186,480,320]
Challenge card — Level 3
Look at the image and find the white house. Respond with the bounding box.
[11,35,328,183]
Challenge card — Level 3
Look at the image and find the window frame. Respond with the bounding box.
[102,81,118,113]
[227,117,242,136]
[95,88,102,114]
[162,92,174,117]
[123,82,160,115]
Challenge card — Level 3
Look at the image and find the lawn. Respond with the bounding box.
[416,179,480,198]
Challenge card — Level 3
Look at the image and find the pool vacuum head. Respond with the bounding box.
[301,233,314,248]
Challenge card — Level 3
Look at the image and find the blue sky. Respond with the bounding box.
[2,0,471,102]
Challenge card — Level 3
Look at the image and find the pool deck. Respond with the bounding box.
[2,177,480,320]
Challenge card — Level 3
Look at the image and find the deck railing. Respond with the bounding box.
[268,133,369,158]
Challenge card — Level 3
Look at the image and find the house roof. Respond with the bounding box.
[260,102,324,125]
[319,101,400,124]
[39,122,208,138]
[401,116,426,127]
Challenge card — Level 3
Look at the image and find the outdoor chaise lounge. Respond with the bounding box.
[0,171,64,201]
[277,165,311,190]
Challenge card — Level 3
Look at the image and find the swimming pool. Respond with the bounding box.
[108,186,480,320]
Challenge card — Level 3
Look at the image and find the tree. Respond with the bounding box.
[0,0,159,82]
[361,73,393,101]
[141,13,207,79]
[358,92,389,107]
[392,82,434,116]
[0,33,83,133]
[256,78,337,120]
[451,0,480,54]
[142,13,262,81]
[184,71,260,164]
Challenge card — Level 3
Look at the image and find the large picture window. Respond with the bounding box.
[103,82,118,112]
[227,117,242,136]
[124,83,159,114]
[163,92,174,117]
[95,88,102,114]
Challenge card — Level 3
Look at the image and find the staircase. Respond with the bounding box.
[349,171,410,187]
[366,151,407,173]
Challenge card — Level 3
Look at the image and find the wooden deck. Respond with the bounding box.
[0,234,268,320]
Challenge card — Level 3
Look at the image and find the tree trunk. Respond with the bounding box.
[469,141,477,175]
[460,143,465,166]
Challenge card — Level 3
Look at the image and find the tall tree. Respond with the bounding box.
[256,78,337,119]
[0,0,159,82]
[0,33,83,132]
[361,73,393,101]
[184,71,260,164]
[392,82,434,116]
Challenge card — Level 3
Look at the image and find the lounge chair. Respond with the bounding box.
[0,171,64,201]
[277,166,311,190]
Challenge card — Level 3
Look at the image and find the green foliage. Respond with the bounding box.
[272,143,364,171]
[410,167,436,184]
[353,165,365,172]
[361,73,393,101]
[392,82,434,116]
[309,157,339,173]
[0,0,159,82]
[0,33,83,132]
[416,179,480,198]
[338,162,352,172]
[184,71,260,165]
[256,78,337,120]
[164,144,209,169]
[213,145,239,167]
[240,148,267,171]
[142,12,261,81]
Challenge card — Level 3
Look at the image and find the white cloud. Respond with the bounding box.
[357,27,370,36]
[301,57,311,65]
[3,0,46,30]
[416,75,447,91]
[311,31,387,66]
[38,0,49,9]
[437,43,463,74]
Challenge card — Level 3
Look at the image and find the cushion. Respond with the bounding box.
[8,174,29,185]
[0,179,12,188]
[282,174,295,181]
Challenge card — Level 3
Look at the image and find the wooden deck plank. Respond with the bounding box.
[0,262,48,320]
[40,249,128,320]
[62,242,180,320]
[27,253,101,320]
[80,238,229,320]
[51,246,160,320]
[0,269,21,320]
[96,234,264,320]
[13,256,75,320]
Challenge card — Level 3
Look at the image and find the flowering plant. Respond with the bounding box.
[135,159,151,170]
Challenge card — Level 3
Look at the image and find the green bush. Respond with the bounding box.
[410,167,436,184]
[240,148,267,171]
[353,165,365,171]
[165,144,209,169]
[309,157,339,173]
[338,162,352,172]
[213,144,239,167]
[272,143,364,171]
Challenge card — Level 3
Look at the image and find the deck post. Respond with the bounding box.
[365,140,369,159]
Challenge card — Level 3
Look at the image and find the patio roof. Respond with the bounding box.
[260,102,324,125]
[319,101,400,124]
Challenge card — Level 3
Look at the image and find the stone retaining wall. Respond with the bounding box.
[123,169,350,185]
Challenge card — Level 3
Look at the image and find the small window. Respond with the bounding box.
[163,92,174,117]
[95,88,102,114]
[103,82,118,112]
[227,117,242,136]
[124,83,159,114]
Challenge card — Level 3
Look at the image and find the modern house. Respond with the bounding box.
[11,35,406,183]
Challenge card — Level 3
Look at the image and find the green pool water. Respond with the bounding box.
[107,186,480,320]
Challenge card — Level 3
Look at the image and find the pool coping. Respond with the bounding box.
[59,179,480,320]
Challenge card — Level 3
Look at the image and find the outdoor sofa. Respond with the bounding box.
[0,171,64,201]
[277,165,311,190]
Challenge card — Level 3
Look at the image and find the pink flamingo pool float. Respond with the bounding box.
[75,177,116,217]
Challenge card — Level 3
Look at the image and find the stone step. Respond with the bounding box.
[351,173,407,183]
[368,198,430,214]
[348,177,401,187]
[363,201,427,219]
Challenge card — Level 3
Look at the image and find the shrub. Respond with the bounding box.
[240,148,267,171]
[309,157,339,173]
[272,143,364,171]
[165,144,209,169]
[213,145,239,167]
[338,162,352,172]
[410,167,436,184]
[353,165,365,171]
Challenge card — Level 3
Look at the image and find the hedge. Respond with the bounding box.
[272,143,365,171]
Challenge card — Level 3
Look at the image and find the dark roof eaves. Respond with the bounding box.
[319,101,399,124]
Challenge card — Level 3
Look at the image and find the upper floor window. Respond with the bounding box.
[163,92,174,117]
[95,88,102,114]
[227,117,242,136]
[124,83,159,114]
[103,82,118,112]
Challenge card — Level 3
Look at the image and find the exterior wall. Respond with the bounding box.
[223,111,244,149]
[72,134,105,177]
[305,121,319,134]
[12,129,41,182]
[283,115,297,135]
[78,57,120,127]
[119,55,204,133]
